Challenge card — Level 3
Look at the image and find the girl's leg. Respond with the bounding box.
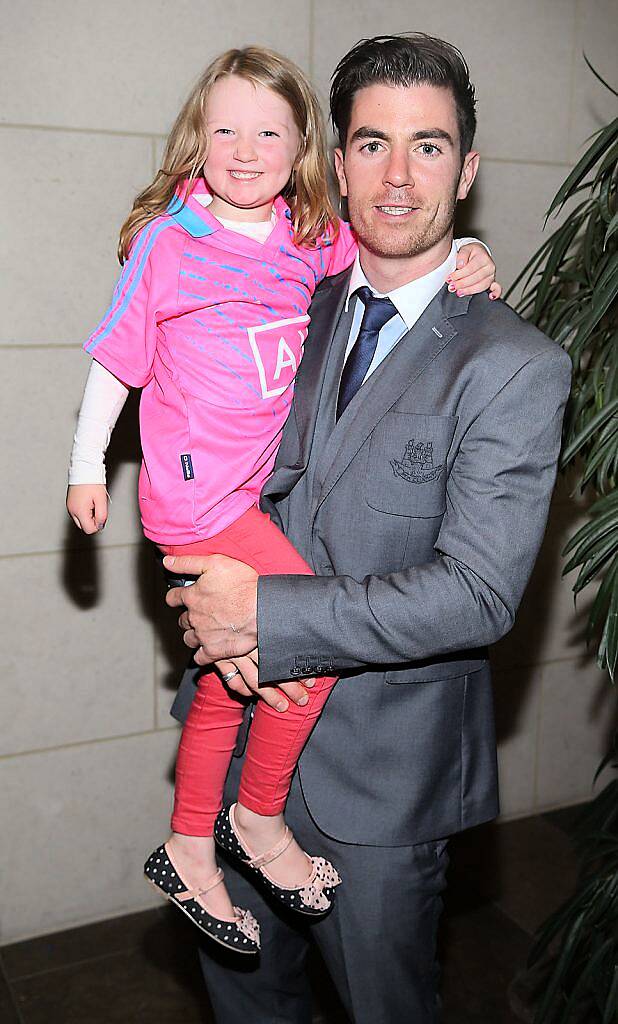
[166,670,247,918]
[161,505,338,906]
[205,506,339,888]
[159,532,253,920]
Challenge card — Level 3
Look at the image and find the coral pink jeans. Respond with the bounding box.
[163,505,338,836]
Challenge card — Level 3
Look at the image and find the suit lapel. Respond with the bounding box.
[261,270,351,503]
[292,271,351,447]
[315,285,468,511]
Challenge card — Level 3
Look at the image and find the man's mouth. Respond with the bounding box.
[229,170,262,180]
[375,205,418,216]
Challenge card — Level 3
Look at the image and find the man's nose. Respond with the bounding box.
[383,148,414,189]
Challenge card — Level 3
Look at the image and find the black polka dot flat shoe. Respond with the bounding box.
[143,844,260,954]
[213,804,342,917]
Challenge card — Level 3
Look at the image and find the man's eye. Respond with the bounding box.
[418,143,441,156]
[360,141,383,154]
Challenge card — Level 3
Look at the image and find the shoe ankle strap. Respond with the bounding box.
[247,827,294,869]
[177,866,225,902]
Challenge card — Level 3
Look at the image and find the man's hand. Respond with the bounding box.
[215,648,314,713]
[165,554,259,660]
[164,553,312,711]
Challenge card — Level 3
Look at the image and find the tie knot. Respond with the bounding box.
[355,286,397,334]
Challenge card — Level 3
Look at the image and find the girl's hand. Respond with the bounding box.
[66,484,109,533]
[447,243,502,300]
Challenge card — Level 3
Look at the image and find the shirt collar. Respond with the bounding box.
[344,242,458,329]
[167,178,289,238]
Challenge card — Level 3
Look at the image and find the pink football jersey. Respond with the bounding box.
[85,180,357,542]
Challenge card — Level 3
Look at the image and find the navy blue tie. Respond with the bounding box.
[336,286,397,419]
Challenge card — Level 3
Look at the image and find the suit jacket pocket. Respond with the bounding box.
[366,412,457,518]
[385,655,487,684]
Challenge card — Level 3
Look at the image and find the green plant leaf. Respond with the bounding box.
[602,965,618,1024]
[604,210,618,247]
[572,533,618,594]
[563,936,615,1018]
[546,118,618,218]
[561,398,618,466]
[583,53,618,98]
[533,910,587,1020]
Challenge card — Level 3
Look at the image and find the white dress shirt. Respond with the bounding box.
[342,238,474,384]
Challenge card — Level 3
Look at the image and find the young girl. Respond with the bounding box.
[67,46,500,955]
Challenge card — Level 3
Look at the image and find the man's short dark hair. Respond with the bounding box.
[330,33,477,162]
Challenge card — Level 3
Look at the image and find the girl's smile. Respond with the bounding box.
[204,76,301,223]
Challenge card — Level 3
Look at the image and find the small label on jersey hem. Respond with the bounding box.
[180,453,194,481]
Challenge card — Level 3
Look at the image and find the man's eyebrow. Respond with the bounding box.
[412,128,454,145]
[349,126,454,146]
[349,126,390,144]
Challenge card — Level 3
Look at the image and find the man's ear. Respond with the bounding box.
[457,151,479,201]
[334,148,348,197]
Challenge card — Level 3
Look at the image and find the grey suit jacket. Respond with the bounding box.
[252,269,571,846]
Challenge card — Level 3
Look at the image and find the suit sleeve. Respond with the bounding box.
[256,346,572,681]
[83,226,170,388]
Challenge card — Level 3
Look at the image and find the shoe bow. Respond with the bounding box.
[299,857,342,911]
[234,907,260,943]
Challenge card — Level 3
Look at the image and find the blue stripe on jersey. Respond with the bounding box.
[167,196,216,238]
[86,219,172,353]
[109,219,154,304]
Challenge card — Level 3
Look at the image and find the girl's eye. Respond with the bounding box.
[214,128,234,136]
[259,130,280,138]
[360,141,384,154]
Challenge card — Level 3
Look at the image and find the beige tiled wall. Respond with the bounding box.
[1,0,616,942]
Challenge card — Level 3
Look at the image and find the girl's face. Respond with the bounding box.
[203,76,301,222]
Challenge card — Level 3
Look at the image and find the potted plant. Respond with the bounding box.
[506,61,618,1024]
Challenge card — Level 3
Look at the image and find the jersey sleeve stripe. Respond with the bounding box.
[85,218,172,353]
[89,220,158,344]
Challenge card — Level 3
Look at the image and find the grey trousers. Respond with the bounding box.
[198,759,449,1024]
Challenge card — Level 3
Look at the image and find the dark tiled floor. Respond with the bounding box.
[1,807,584,1024]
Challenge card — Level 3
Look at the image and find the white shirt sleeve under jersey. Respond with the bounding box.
[68,360,130,485]
[456,236,491,255]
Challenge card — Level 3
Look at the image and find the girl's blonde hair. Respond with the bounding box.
[118,46,338,262]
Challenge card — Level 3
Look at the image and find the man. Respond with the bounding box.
[165,33,571,1024]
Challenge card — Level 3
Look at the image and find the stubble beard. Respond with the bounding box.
[348,188,458,261]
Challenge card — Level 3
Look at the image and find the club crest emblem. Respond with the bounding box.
[391,439,443,483]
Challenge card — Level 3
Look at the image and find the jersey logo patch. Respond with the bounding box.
[246,316,310,399]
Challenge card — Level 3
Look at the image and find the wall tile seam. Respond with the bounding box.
[499,794,597,824]
[1,905,161,951]
[491,654,600,673]
[567,0,583,159]
[0,958,23,1022]
[0,123,575,171]
[0,121,167,141]
[0,542,140,560]
[308,0,315,79]
[0,724,179,763]
[532,663,545,808]
[150,137,159,180]
[0,344,86,350]
[1,943,156,983]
